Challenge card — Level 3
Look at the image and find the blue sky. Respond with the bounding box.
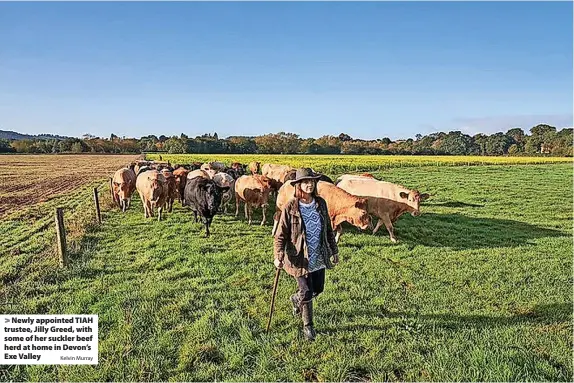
[0,1,572,140]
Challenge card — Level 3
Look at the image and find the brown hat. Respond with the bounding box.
[290,168,322,185]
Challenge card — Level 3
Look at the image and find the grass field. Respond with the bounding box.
[1,160,572,381]
[0,154,138,217]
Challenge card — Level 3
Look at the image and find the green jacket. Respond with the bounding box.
[274,196,338,277]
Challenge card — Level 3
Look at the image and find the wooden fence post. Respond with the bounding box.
[55,208,68,268]
[93,187,102,224]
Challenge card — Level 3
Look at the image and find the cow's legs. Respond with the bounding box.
[381,214,397,242]
[372,218,384,234]
[203,217,211,237]
[140,194,147,218]
[248,204,253,225]
[260,205,266,226]
[157,205,163,221]
[334,225,342,243]
[148,201,155,218]
[235,194,241,217]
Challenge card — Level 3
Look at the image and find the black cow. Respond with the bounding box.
[183,176,229,237]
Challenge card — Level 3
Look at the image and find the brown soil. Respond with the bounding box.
[0,154,139,217]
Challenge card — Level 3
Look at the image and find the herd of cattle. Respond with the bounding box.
[110,160,429,240]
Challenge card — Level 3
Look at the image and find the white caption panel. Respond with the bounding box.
[1,315,98,365]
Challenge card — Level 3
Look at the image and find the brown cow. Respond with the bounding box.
[161,169,177,213]
[213,172,235,213]
[136,170,168,221]
[336,176,429,242]
[231,162,247,176]
[111,168,137,212]
[173,167,189,204]
[234,175,273,225]
[248,161,261,175]
[272,180,371,242]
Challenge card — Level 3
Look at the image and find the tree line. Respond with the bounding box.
[0,124,571,156]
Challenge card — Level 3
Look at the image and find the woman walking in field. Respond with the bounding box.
[273,168,339,341]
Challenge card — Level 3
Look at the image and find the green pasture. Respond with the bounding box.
[1,163,572,381]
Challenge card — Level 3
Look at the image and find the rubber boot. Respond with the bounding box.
[290,294,301,317]
[301,300,316,341]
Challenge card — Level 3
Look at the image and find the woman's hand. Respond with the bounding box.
[274,258,283,269]
[332,253,339,264]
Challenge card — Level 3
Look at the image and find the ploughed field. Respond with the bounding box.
[0,154,138,217]
[1,156,572,381]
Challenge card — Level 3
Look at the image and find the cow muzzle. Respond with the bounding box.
[411,210,421,217]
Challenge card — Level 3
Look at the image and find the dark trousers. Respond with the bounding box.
[295,268,326,304]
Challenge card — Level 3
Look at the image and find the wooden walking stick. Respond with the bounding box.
[266,266,282,332]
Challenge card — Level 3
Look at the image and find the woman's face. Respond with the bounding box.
[300,179,316,194]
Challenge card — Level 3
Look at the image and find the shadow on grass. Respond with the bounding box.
[339,213,566,250]
[323,303,573,333]
[429,201,485,208]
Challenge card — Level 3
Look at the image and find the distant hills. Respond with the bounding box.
[0,130,71,141]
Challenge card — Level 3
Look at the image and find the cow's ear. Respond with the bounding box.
[419,193,430,201]
[399,192,409,199]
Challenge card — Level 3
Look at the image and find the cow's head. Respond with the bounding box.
[202,182,229,213]
[114,179,133,211]
[399,190,430,216]
[148,173,165,202]
[336,198,371,230]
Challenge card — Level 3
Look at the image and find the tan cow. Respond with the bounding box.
[136,170,168,221]
[272,180,371,242]
[161,169,177,213]
[213,172,235,213]
[187,169,210,180]
[262,163,295,184]
[234,175,273,225]
[336,176,429,242]
[336,175,428,206]
[111,168,137,212]
[172,167,189,204]
[248,161,261,175]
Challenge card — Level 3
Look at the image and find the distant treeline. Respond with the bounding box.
[0,124,571,156]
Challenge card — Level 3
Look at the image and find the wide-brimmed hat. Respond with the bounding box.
[290,168,322,185]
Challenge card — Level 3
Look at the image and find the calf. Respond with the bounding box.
[213,172,235,213]
[183,176,229,237]
[136,170,168,221]
[234,175,273,225]
[336,176,429,242]
[173,167,190,204]
[161,169,177,213]
[111,167,137,212]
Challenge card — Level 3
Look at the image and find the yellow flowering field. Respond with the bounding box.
[146,154,572,173]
